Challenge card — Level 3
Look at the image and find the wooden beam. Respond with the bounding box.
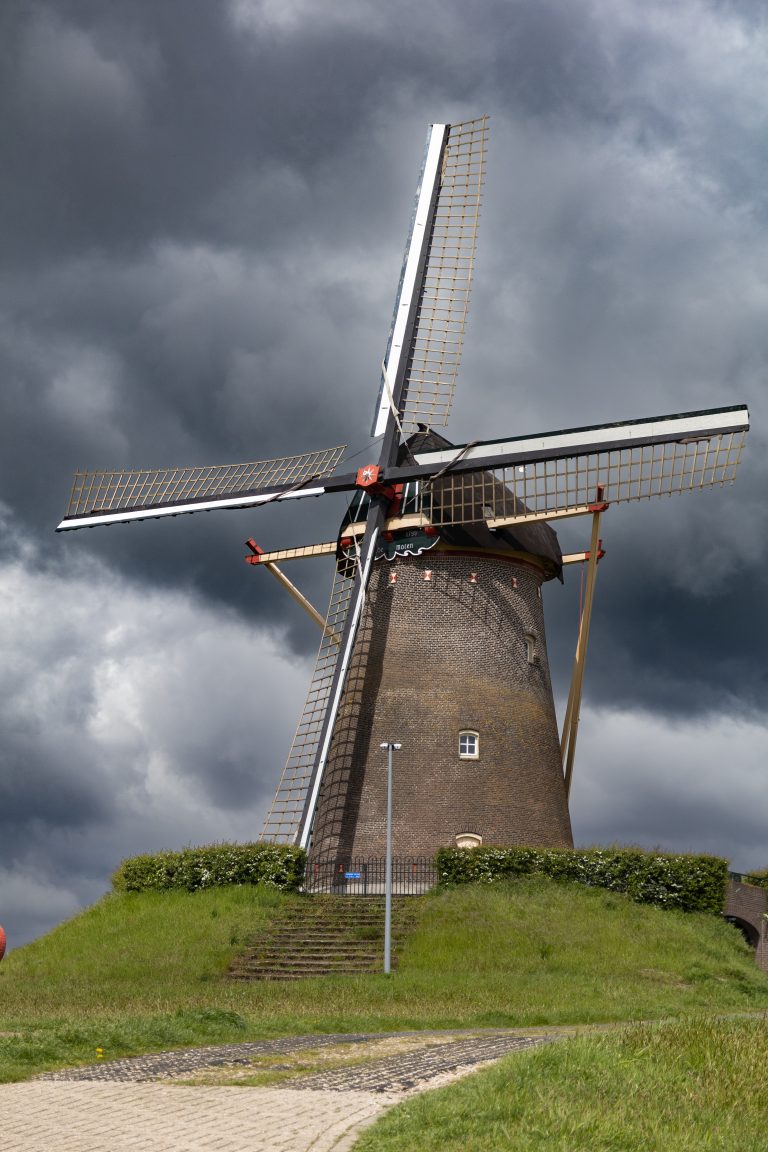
[344,512,432,536]
[561,545,606,566]
[486,505,596,529]
[275,503,604,553]
[246,540,338,564]
[244,540,341,642]
[347,505,601,537]
[261,562,340,644]
[561,508,604,796]
[561,552,589,565]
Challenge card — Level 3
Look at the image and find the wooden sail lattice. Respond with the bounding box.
[260,564,355,843]
[418,430,746,528]
[66,445,346,518]
[397,116,488,433]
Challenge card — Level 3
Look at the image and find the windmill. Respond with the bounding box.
[57,118,749,866]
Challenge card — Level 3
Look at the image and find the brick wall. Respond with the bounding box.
[724,879,768,972]
[309,545,573,860]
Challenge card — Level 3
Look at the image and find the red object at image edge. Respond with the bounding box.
[0,925,5,961]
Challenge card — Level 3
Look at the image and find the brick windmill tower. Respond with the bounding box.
[305,422,572,861]
[57,118,748,870]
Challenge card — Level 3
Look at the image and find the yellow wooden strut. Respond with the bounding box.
[561,504,606,797]
[245,539,340,645]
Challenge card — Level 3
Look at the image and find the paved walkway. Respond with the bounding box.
[0,1082,391,1152]
[0,1031,551,1151]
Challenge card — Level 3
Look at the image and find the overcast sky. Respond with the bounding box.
[2,0,767,948]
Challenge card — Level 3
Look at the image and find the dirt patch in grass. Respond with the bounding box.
[171,1033,472,1087]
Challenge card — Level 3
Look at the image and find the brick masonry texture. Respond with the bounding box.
[724,879,768,972]
[310,545,573,860]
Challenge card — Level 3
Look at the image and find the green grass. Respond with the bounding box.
[354,1016,768,1151]
[0,877,766,1081]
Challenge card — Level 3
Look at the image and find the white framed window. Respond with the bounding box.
[459,730,479,759]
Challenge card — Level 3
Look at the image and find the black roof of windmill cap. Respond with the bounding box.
[402,427,564,582]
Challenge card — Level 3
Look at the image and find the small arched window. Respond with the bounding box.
[525,633,537,664]
[459,730,479,759]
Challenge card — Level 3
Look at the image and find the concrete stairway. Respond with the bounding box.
[228,895,421,980]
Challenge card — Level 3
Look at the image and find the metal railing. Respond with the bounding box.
[729,870,767,887]
[304,857,438,896]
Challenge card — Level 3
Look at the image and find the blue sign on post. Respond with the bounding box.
[345,871,362,879]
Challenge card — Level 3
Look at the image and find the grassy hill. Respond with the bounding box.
[0,875,766,1081]
[355,1016,768,1152]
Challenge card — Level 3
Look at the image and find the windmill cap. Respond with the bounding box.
[401,429,563,581]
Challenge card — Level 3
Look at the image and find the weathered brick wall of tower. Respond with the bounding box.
[309,546,573,860]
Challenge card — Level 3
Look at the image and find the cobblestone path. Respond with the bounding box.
[0,1030,553,1151]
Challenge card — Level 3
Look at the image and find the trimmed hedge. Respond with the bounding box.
[112,842,306,894]
[434,846,729,914]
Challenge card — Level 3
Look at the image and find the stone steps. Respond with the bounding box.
[228,895,422,981]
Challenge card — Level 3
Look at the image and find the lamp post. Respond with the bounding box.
[379,741,401,974]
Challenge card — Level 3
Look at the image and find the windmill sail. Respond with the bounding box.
[409,407,748,528]
[260,564,355,843]
[397,116,488,433]
[371,117,488,439]
[57,444,346,531]
[284,119,490,850]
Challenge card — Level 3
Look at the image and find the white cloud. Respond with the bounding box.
[46,347,124,438]
[0,518,311,947]
[0,869,82,948]
[228,0,387,36]
[15,12,151,133]
[605,0,768,131]
[571,705,768,872]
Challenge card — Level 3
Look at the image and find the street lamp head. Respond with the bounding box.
[380,742,402,750]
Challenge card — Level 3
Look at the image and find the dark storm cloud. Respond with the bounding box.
[1,0,614,263]
[543,467,768,721]
[1,0,768,946]
[0,733,108,829]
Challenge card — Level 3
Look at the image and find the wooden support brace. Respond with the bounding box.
[561,506,605,797]
[486,504,597,529]
[245,540,338,564]
[346,505,602,537]
[561,545,606,566]
[245,539,340,644]
[335,503,605,541]
[344,513,432,536]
